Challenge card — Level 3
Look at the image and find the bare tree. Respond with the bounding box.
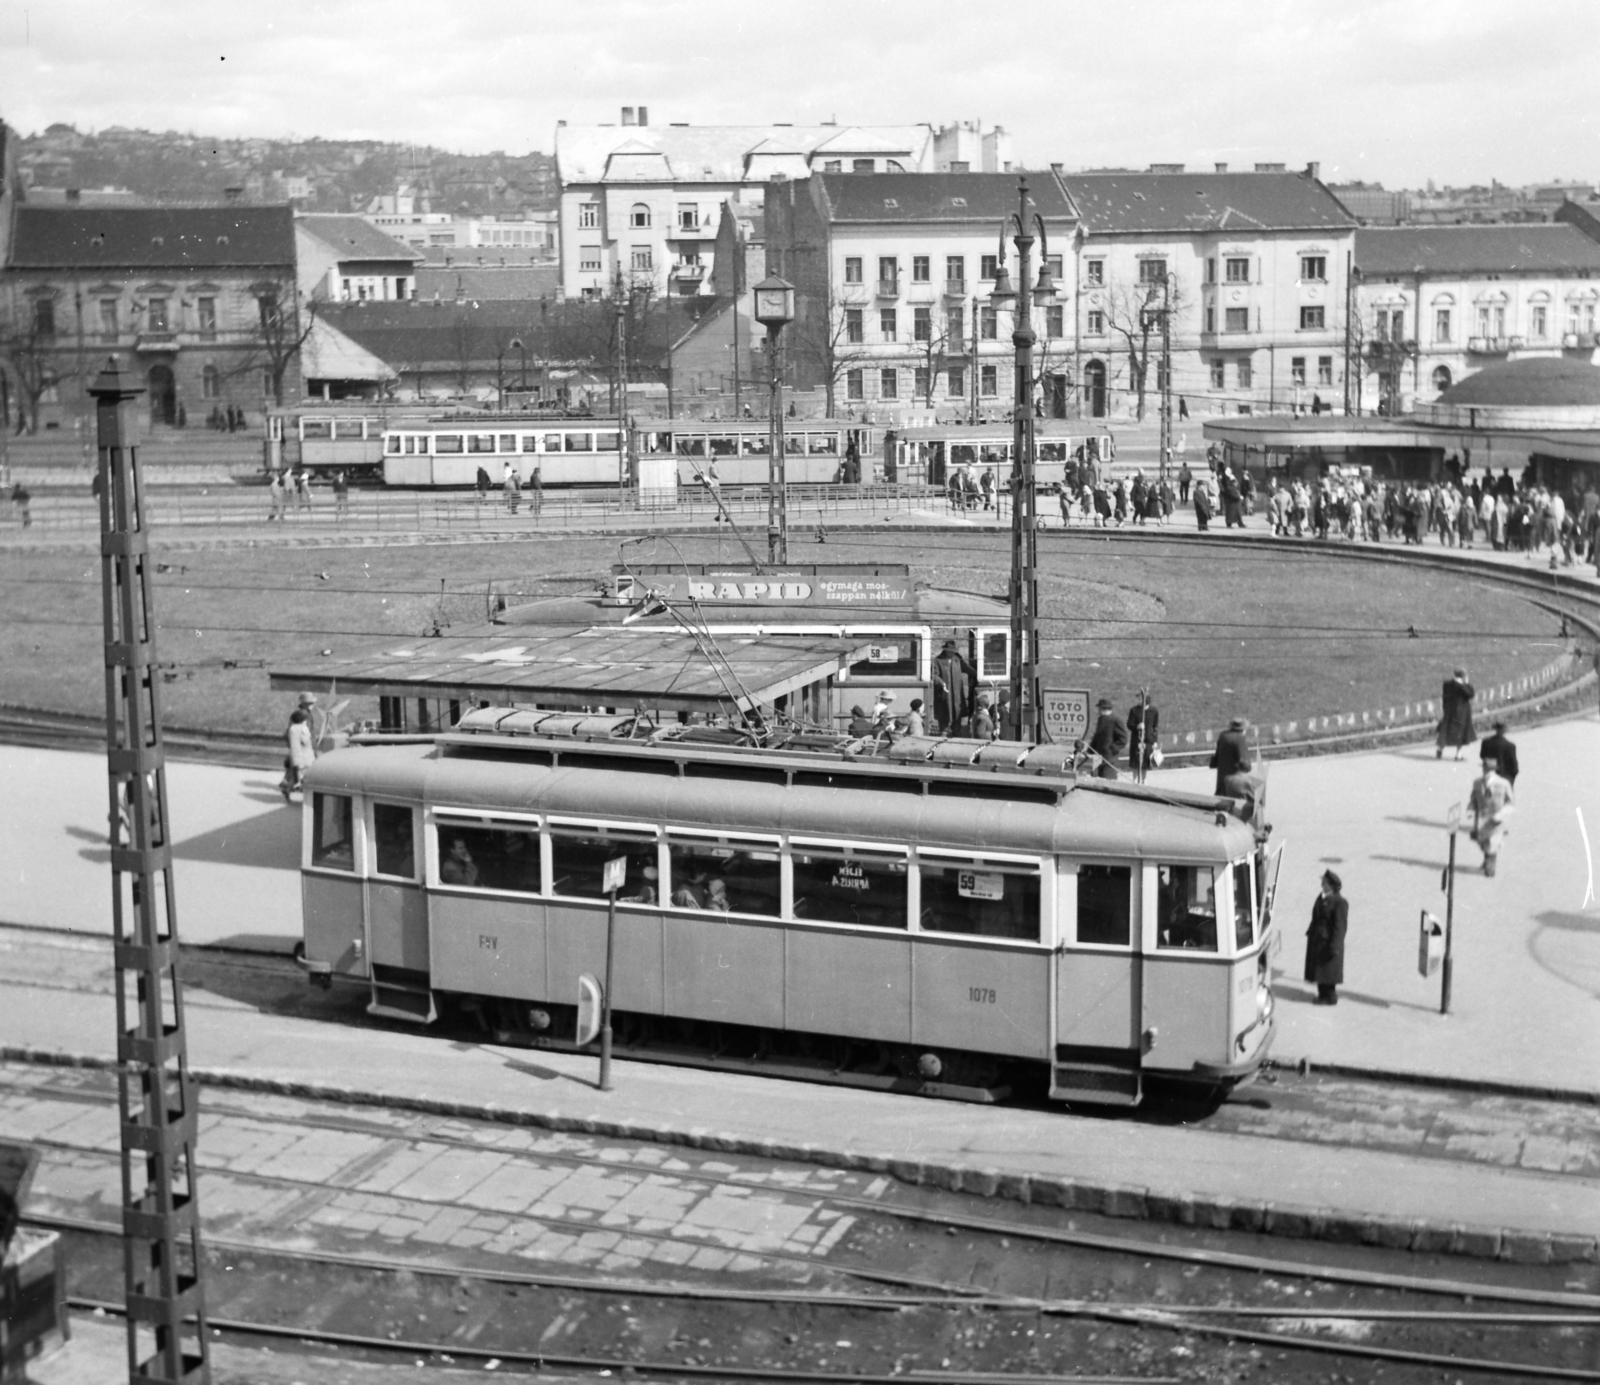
[1102,274,1187,421]
[0,296,66,433]
[790,290,875,417]
[243,277,317,405]
[911,306,951,409]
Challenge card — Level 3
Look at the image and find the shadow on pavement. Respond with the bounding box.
[170,808,301,871]
[205,932,298,954]
[1385,814,1450,829]
[1370,852,1448,872]
[1275,981,1437,1015]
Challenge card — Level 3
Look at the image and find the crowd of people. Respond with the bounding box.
[265,467,350,522]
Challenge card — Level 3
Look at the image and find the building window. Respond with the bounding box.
[846,369,864,400]
[913,306,932,342]
[1209,359,1225,389]
[947,306,964,342]
[1045,254,1063,282]
[824,160,842,173]
[579,203,599,229]
[147,297,169,331]
[1435,307,1452,342]
[33,298,56,336]
[880,368,898,399]
[1317,355,1333,385]
[1085,259,1104,286]
[1432,365,1453,393]
[914,365,930,397]
[980,254,999,281]
[197,296,217,337]
[852,159,874,173]
[945,255,964,288]
[1492,305,1506,337]
[1567,301,1582,335]
[980,364,998,396]
[1086,309,1105,336]
[1476,305,1490,337]
[1237,359,1253,389]
[878,257,898,292]
[981,305,997,340]
[631,246,653,271]
[1224,257,1251,284]
[580,245,602,272]
[1298,305,1325,330]
[1139,258,1169,285]
[1531,305,1547,339]
[1224,307,1248,333]
[202,364,220,399]
[912,255,930,283]
[1300,255,1326,282]
[879,308,897,340]
[677,204,699,231]
[1045,304,1064,338]
[844,256,863,284]
[98,299,118,340]
[1205,258,1216,284]
[845,308,864,343]
[1290,356,1306,386]
[630,203,651,228]
[1204,305,1215,333]
[947,365,965,396]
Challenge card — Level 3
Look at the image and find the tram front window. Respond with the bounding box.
[372,803,415,879]
[1156,864,1218,952]
[551,829,657,901]
[791,848,908,930]
[1233,860,1255,948]
[1075,864,1131,946]
[919,861,1039,941]
[311,793,354,871]
[437,822,541,894]
[666,835,780,917]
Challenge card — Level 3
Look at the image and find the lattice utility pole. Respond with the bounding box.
[91,361,212,1385]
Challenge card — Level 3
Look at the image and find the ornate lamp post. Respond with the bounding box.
[509,336,528,394]
[989,179,1056,743]
[753,274,796,564]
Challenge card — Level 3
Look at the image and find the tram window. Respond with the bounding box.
[542,433,564,453]
[372,803,415,879]
[861,636,917,678]
[785,435,806,455]
[498,434,517,452]
[1233,860,1255,948]
[564,432,593,453]
[438,821,541,894]
[809,434,839,455]
[468,434,495,454]
[434,435,464,454]
[1040,443,1067,462]
[310,793,354,871]
[791,847,908,930]
[521,435,540,452]
[675,435,705,457]
[301,420,332,440]
[595,431,621,451]
[709,434,738,456]
[550,827,657,901]
[1155,865,1219,952]
[1075,864,1131,946]
[666,834,780,918]
[951,444,977,466]
[741,434,769,456]
[403,437,417,455]
[919,860,1039,942]
[979,632,1008,680]
[385,435,401,454]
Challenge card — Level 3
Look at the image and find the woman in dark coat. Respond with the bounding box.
[1436,667,1475,759]
[1304,870,1348,1005]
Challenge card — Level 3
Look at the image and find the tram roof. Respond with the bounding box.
[890,421,1089,440]
[269,624,869,714]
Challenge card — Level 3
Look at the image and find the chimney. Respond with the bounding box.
[1305,160,1321,180]
[637,106,648,127]
[1214,162,1228,173]
[223,185,243,204]
[65,187,80,203]
[621,106,636,127]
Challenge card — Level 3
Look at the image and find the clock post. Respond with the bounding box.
[752,275,796,564]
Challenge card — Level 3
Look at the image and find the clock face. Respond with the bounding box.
[755,290,787,321]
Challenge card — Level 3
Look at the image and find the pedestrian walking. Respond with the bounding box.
[475,465,492,504]
[1088,697,1129,780]
[1177,460,1192,504]
[278,692,319,802]
[1126,691,1160,779]
[1468,756,1515,876]
[332,470,349,522]
[529,462,543,516]
[1193,477,1214,532]
[503,459,521,514]
[266,470,285,522]
[1304,870,1348,1005]
[10,481,31,528]
[1478,719,1519,786]
[294,467,314,515]
[1178,395,1189,421]
[1210,716,1253,797]
[1436,667,1475,760]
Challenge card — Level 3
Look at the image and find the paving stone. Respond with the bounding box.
[1500,1231,1554,1264]
[1452,1226,1503,1258]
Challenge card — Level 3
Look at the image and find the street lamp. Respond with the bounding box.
[991,179,1056,744]
[753,274,796,564]
[509,337,528,395]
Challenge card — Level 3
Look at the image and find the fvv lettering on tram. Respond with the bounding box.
[478,935,498,952]
[958,871,1005,901]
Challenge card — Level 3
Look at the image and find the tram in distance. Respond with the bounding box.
[379,418,884,490]
[297,712,1282,1108]
[884,420,1122,490]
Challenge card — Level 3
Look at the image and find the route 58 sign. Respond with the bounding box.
[1041,689,1090,743]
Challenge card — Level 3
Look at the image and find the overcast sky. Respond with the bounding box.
[4,0,1594,189]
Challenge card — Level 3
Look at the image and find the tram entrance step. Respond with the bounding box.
[368,981,436,1025]
[1051,1063,1141,1106]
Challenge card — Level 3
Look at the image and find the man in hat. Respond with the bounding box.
[1478,718,1518,787]
[1088,697,1128,779]
[1468,756,1515,877]
[1437,667,1475,760]
[1126,690,1160,781]
[931,638,970,735]
[847,704,875,738]
[1210,716,1253,797]
[1304,870,1348,1005]
[872,690,896,728]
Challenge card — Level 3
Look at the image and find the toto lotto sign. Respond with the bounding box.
[1041,689,1091,744]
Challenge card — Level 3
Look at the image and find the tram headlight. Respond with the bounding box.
[1256,983,1273,1017]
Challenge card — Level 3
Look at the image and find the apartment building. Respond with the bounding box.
[1059,165,1358,417]
[1352,224,1600,411]
[555,109,949,302]
[295,214,423,302]
[765,172,1078,420]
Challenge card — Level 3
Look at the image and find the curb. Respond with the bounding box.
[1264,1056,1600,1107]
[5,1043,1594,1268]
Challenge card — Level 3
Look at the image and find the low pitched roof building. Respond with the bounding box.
[295,213,424,303]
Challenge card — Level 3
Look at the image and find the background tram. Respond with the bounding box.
[298,714,1280,1108]
[886,421,1120,490]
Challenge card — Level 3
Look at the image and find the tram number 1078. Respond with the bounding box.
[969,987,998,1005]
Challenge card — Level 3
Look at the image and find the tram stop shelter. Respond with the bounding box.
[269,625,875,733]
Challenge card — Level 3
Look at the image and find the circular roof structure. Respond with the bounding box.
[1436,356,1600,408]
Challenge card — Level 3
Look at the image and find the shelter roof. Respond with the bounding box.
[299,316,397,383]
[814,172,1076,224]
[269,625,870,714]
[296,214,423,263]
[1355,224,1600,276]
[1059,171,1355,235]
[1436,357,1600,407]
[9,204,295,269]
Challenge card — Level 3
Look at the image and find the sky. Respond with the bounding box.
[3,0,1596,189]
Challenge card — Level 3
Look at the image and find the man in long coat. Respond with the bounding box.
[1304,870,1348,1005]
[931,640,970,735]
[1088,698,1129,779]
[1210,716,1253,796]
[1478,719,1519,786]
[1437,667,1475,759]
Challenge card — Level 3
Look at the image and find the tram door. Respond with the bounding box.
[1052,861,1143,1105]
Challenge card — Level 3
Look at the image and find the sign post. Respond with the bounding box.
[1440,805,1460,1015]
[1040,689,1091,748]
[598,855,627,1091]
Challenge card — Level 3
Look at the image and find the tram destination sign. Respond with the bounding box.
[1041,689,1091,744]
[646,567,915,608]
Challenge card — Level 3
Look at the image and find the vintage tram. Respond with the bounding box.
[298,712,1279,1107]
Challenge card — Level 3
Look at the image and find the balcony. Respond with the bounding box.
[135,331,178,353]
[1467,336,1513,354]
[670,262,707,283]
[943,278,967,297]
[875,278,900,299]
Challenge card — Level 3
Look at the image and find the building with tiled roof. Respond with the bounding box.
[295,214,424,303]
[1056,165,1358,419]
[1352,224,1600,413]
[2,199,299,432]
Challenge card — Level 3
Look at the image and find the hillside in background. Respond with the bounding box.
[16,123,557,213]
